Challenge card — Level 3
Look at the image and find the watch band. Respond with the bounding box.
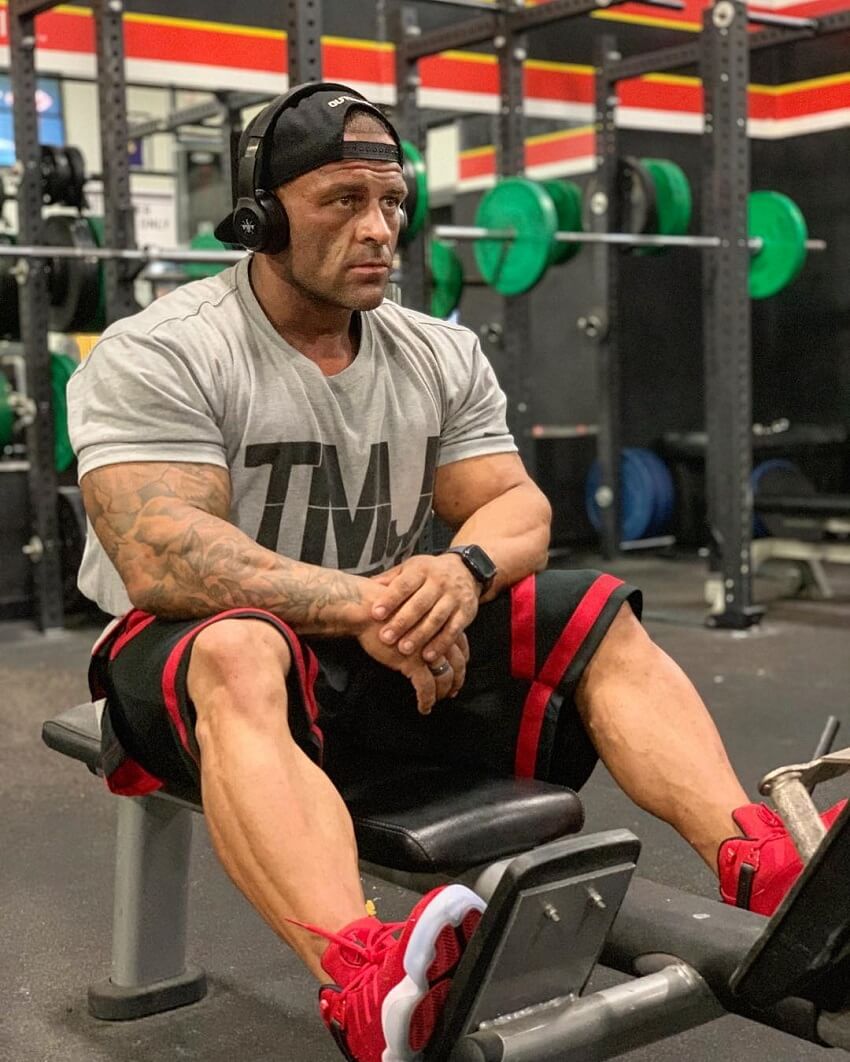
[444,544,497,592]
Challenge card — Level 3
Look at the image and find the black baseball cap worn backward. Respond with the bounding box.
[214,83,404,245]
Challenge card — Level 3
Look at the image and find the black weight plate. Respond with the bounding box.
[620,156,657,243]
[64,147,88,210]
[45,214,101,333]
[0,232,20,339]
[582,157,657,248]
[40,145,60,204]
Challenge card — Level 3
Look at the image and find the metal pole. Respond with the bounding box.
[432,226,825,253]
[495,14,535,474]
[454,963,723,1062]
[9,1,64,632]
[93,0,140,323]
[588,38,622,559]
[0,245,246,263]
[286,0,323,85]
[0,234,826,259]
[389,2,428,313]
[701,0,763,629]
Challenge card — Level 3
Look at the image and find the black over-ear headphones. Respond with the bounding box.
[230,81,406,255]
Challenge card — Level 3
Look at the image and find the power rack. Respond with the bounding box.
[390,0,850,630]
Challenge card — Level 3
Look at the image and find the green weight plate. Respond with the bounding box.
[640,158,692,256]
[0,232,20,339]
[429,239,464,318]
[86,215,107,332]
[474,177,557,296]
[185,231,230,279]
[51,352,77,472]
[542,180,582,265]
[400,140,429,246]
[0,373,14,447]
[748,191,808,300]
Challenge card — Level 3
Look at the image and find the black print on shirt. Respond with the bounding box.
[245,436,440,570]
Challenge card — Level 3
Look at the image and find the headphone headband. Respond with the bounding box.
[237,81,365,204]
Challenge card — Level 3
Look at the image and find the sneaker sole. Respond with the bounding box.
[380,884,486,1062]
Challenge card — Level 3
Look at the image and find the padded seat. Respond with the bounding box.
[43,702,584,874]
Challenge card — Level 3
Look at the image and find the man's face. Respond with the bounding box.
[275,129,407,312]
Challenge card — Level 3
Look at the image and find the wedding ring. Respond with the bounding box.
[428,660,452,677]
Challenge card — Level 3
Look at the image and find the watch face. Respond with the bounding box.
[464,545,497,582]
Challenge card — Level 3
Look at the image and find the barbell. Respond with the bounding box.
[431,163,824,300]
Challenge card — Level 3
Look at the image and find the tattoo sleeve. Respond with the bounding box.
[81,461,368,633]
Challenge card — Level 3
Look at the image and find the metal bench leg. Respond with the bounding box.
[88,796,207,1020]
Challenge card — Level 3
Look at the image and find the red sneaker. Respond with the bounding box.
[718,800,846,916]
[310,884,485,1061]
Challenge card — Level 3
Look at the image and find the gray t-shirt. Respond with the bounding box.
[68,257,516,616]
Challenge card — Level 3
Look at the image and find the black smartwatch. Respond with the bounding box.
[444,544,497,593]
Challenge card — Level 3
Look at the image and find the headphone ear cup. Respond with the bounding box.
[399,204,408,235]
[232,199,269,252]
[254,190,289,253]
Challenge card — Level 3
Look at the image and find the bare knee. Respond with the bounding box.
[189,619,292,733]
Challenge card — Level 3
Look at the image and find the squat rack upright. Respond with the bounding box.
[9,0,138,632]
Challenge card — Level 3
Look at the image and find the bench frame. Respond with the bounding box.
[89,795,206,1019]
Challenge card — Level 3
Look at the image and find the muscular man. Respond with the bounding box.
[68,83,843,1062]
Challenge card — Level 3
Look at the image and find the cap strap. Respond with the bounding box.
[340,141,402,165]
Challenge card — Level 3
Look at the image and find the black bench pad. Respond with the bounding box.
[43,703,584,874]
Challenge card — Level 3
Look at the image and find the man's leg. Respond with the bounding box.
[188,619,367,980]
[575,603,750,868]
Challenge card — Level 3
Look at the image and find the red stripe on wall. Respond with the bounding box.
[524,66,595,104]
[526,130,596,167]
[324,42,394,85]
[749,92,777,121]
[123,21,285,72]
[775,81,850,118]
[619,78,704,114]
[420,54,499,95]
[459,150,496,181]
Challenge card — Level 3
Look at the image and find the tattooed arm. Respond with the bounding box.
[81,460,377,635]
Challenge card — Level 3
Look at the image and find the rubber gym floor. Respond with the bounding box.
[3,554,849,1062]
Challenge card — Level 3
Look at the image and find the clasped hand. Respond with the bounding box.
[357,554,481,715]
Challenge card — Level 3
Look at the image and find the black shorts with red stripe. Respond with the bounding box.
[90,570,641,803]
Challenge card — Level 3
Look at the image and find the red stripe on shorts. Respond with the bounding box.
[107,611,158,661]
[160,609,315,764]
[514,574,624,778]
[510,576,537,682]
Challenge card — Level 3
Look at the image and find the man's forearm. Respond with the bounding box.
[450,481,551,601]
[95,496,373,634]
